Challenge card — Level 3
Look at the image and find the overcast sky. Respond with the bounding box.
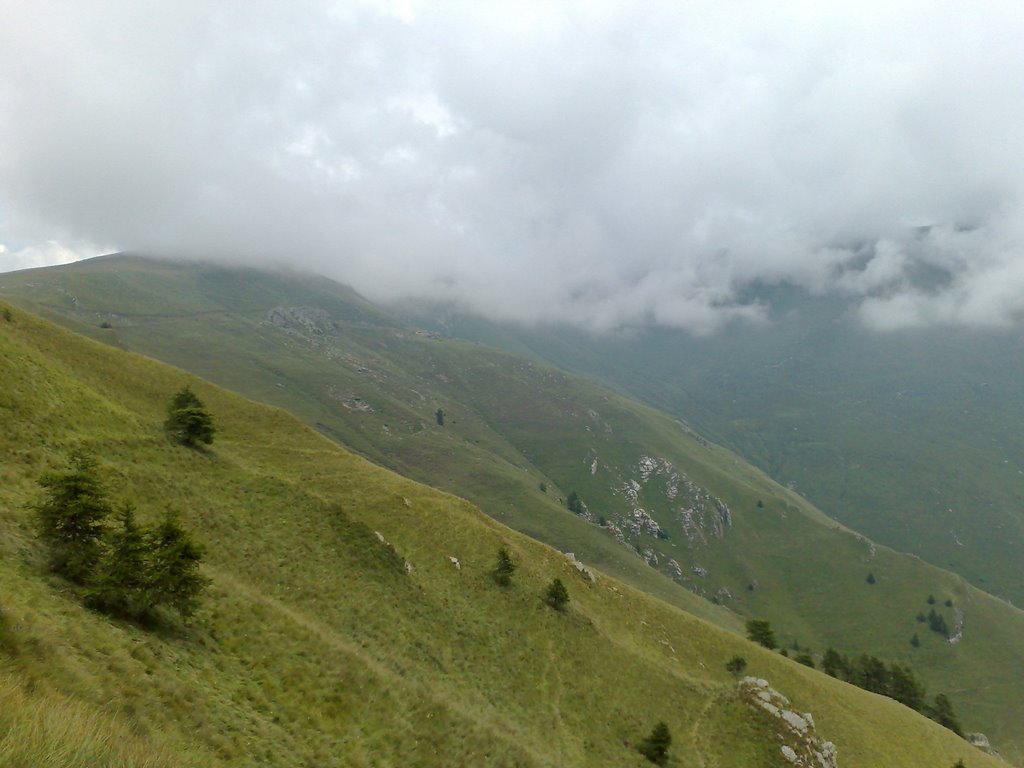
[2,1,1023,332]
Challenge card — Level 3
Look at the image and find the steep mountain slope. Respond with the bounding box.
[3,255,1024,761]
[408,287,1024,607]
[0,301,1004,767]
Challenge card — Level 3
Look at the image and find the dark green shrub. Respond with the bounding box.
[638,721,671,766]
[33,452,112,583]
[544,578,569,611]
[493,547,516,587]
[725,655,747,675]
[164,386,215,447]
[745,618,776,649]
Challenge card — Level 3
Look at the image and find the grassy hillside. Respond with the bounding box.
[414,288,1024,608]
[3,256,1024,762]
[0,298,1010,767]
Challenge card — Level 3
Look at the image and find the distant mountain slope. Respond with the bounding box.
[408,287,1024,608]
[0,299,1004,767]
[3,255,1024,761]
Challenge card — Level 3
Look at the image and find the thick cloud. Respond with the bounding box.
[2,1,1023,332]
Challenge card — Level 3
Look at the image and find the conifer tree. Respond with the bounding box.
[638,721,672,766]
[493,547,516,587]
[86,503,152,618]
[888,663,925,711]
[146,512,210,619]
[927,608,950,637]
[164,386,215,447]
[33,451,112,583]
[544,578,569,611]
[795,653,815,668]
[821,647,846,678]
[566,490,583,514]
[745,618,776,649]
[930,693,964,737]
[853,654,889,695]
[725,655,747,676]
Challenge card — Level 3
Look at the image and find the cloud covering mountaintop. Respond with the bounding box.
[2,1,1023,332]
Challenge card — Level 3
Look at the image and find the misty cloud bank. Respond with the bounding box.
[2,1,1023,333]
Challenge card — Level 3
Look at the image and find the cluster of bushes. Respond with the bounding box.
[33,452,209,622]
[821,648,962,736]
[31,387,214,624]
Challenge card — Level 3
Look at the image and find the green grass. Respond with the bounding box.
[0,301,1009,767]
[427,289,1024,608]
[3,257,1024,762]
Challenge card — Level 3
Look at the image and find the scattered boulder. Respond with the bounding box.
[448,556,461,570]
[968,732,996,755]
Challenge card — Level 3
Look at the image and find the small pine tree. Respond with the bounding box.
[910,633,920,648]
[638,721,672,766]
[86,507,209,621]
[566,490,583,514]
[435,408,444,426]
[745,618,777,649]
[539,482,547,493]
[888,663,925,711]
[854,654,889,695]
[493,547,516,587]
[866,572,876,585]
[821,647,846,678]
[86,503,152,619]
[795,653,815,668]
[2,307,12,322]
[930,693,964,737]
[164,386,215,447]
[945,598,953,607]
[927,608,949,637]
[725,655,747,675]
[33,451,112,583]
[544,578,569,611]
[927,594,936,605]
[146,512,210,619]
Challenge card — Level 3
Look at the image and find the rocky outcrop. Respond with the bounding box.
[612,454,731,548]
[267,306,337,335]
[739,677,837,768]
[563,552,597,582]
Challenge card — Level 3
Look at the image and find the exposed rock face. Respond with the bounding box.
[267,306,336,335]
[613,454,731,548]
[739,677,837,768]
